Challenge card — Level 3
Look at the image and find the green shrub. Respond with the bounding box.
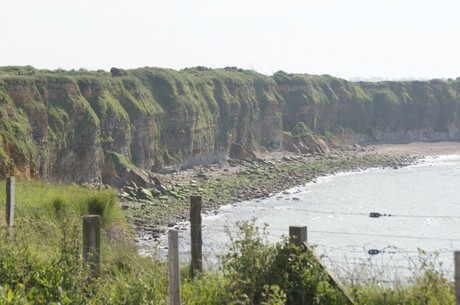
[220,219,346,304]
[221,219,278,303]
[291,121,312,138]
[269,242,344,304]
[0,224,89,304]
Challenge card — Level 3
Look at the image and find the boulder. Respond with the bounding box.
[137,187,154,200]
[301,134,331,155]
[296,140,310,154]
[282,135,301,154]
[229,142,252,159]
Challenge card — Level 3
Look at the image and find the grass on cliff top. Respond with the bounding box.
[0,179,123,237]
[0,179,169,304]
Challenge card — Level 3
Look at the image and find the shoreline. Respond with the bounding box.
[123,140,460,243]
[367,141,460,157]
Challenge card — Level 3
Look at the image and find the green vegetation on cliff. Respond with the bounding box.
[274,71,460,138]
[1,66,460,183]
[0,83,38,178]
[0,66,286,182]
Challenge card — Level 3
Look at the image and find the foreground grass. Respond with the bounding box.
[0,180,169,304]
[0,179,455,304]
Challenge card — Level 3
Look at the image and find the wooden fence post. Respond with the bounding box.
[83,215,101,278]
[289,225,355,305]
[6,176,15,228]
[289,226,307,303]
[169,229,181,305]
[190,195,202,278]
[289,225,307,246]
[455,251,460,305]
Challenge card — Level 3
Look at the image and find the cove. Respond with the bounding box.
[173,154,460,283]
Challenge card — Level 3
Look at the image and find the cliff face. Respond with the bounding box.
[1,67,460,184]
[0,67,284,183]
[0,76,103,181]
[274,72,460,143]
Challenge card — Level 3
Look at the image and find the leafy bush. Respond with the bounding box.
[221,219,278,303]
[0,223,89,304]
[110,67,127,77]
[270,243,344,304]
[220,219,346,304]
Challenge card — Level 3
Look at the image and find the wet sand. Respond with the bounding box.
[368,141,460,157]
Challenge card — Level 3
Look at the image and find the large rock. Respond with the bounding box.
[301,134,331,155]
[296,140,310,154]
[282,134,301,154]
[123,169,153,188]
[111,168,154,189]
[229,143,253,159]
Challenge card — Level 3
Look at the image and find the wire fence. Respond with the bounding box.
[135,222,457,289]
[139,211,460,287]
[1,178,460,289]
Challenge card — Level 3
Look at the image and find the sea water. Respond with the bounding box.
[158,155,460,284]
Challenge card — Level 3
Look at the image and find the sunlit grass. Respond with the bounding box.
[0,179,456,304]
[0,179,121,221]
[0,178,124,261]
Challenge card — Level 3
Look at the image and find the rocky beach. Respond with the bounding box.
[119,141,460,243]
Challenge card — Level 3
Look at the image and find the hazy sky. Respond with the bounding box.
[1,0,459,79]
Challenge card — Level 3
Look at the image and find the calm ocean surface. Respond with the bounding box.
[156,155,460,283]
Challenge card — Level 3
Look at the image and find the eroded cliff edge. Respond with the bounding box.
[276,72,460,142]
[1,66,459,183]
[0,67,284,182]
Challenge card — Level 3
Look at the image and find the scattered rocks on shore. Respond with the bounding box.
[120,148,417,244]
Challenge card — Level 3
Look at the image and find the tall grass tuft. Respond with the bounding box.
[83,192,119,225]
[52,197,69,216]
